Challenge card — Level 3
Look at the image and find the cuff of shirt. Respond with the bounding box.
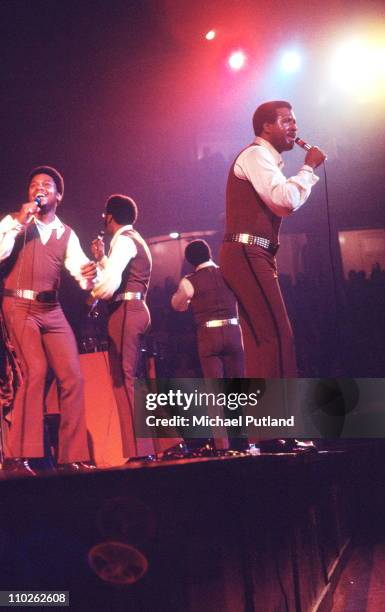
[97,255,108,269]
[2,214,23,233]
[299,165,319,184]
[79,278,95,291]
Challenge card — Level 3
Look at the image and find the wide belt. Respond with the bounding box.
[203,318,239,328]
[224,233,279,255]
[114,291,144,302]
[1,288,59,303]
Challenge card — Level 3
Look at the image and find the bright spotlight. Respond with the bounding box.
[169,232,180,240]
[228,51,247,71]
[205,30,216,41]
[331,38,385,101]
[281,51,302,73]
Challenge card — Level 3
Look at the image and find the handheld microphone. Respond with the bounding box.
[34,196,42,208]
[295,137,312,151]
[87,230,105,319]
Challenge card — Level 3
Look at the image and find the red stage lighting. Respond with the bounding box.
[205,30,216,41]
[228,50,247,71]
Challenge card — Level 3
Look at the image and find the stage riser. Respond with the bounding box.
[0,448,381,612]
[46,352,177,465]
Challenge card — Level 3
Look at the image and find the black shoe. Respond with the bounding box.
[2,458,37,477]
[161,440,217,461]
[125,455,157,464]
[291,440,317,452]
[185,441,217,458]
[228,438,250,453]
[217,449,249,457]
[160,442,190,460]
[57,462,97,473]
[259,439,317,454]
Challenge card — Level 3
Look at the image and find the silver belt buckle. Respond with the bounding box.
[205,318,238,328]
[115,291,143,302]
[236,233,249,245]
[21,289,36,300]
[205,319,221,328]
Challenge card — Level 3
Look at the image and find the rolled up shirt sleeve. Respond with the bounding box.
[91,234,137,300]
[235,145,319,217]
[171,277,194,311]
[0,214,24,262]
[64,230,95,290]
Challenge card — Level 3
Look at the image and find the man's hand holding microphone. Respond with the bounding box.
[14,201,40,225]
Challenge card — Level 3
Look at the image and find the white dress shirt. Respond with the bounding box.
[234,136,319,217]
[0,214,94,290]
[171,260,218,312]
[91,225,137,300]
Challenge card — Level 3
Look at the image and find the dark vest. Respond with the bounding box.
[114,229,152,298]
[1,220,71,292]
[187,265,238,326]
[225,144,282,243]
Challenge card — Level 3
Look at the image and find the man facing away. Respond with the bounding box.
[0,166,96,475]
[171,240,247,455]
[91,195,152,460]
[171,239,244,378]
[220,100,326,377]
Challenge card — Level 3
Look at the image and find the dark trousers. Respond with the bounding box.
[220,242,297,377]
[107,300,150,458]
[1,297,89,462]
[197,325,245,378]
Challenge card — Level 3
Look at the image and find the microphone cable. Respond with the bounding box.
[321,161,342,364]
[296,138,342,372]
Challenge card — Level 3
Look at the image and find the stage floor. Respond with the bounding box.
[0,446,383,611]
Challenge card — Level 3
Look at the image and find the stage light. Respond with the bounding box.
[205,30,216,41]
[281,50,302,73]
[330,37,385,101]
[169,232,180,239]
[228,51,247,71]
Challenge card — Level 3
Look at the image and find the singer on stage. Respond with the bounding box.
[171,239,244,378]
[0,166,96,475]
[91,195,152,460]
[220,101,326,377]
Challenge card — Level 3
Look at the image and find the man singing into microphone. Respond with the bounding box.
[0,166,96,475]
[220,101,326,377]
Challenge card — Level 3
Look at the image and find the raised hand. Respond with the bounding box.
[305,146,327,169]
[80,260,97,280]
[91,237,105,262]
[14,201,39,225]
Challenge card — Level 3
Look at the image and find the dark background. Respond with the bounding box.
[0,0,384,376]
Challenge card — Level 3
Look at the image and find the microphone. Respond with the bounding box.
[34,196,42,208]
[87,230,105,319]
[295,137,312,151]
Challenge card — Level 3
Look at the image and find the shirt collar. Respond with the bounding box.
[34,214,63,231]
[254,136,284,168]
[196,259,217,271]
[110,224,133,248]
[34,215,65,239]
